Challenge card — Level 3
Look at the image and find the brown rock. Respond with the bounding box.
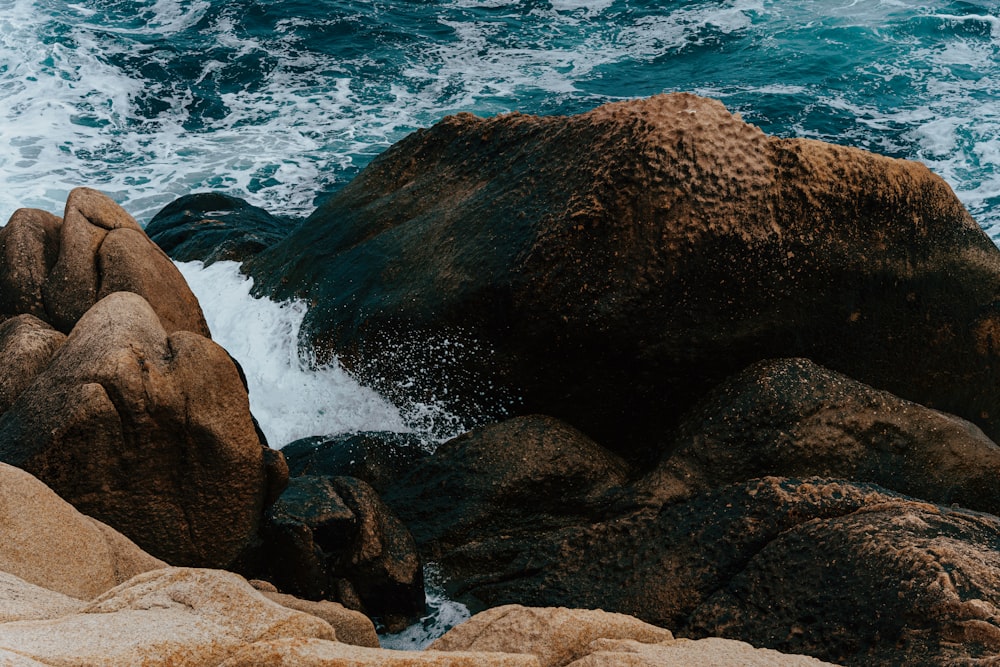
[0,187,209,337]
[566,637,838,667]
[261,590,380,648]
[245,93,1000,459]
[0,291,273,568]
[217,637,541,667]
[0,207,60,321]
[685,498,1000,666]
[263,475,424,630]
[384,415,631,556]
[0,461,163,601]
[0,315,65,413]
[638,357,1000,514]
[430,605,673,667]
[0,567,335,666]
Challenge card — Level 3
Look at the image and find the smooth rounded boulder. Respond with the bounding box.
[0,292,276,569]
[245,93,1000,459]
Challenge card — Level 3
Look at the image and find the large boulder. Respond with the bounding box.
[0,461,163,601]
[638,357,1000,513]
[0,292,277,569]
[262,475,424,630]
[244,93,1000,458]
[146,192,292,265]
[0,187,209,337]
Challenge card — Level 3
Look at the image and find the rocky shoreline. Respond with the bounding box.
[1,93,999,664]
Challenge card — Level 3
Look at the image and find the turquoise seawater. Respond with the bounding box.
[0,0,998,234]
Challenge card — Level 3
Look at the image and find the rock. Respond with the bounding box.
[0,572,86,623]
[684,497,1000,666]
[566,638,838,667]
[403,472,1000,664]
[0,567,336,666]
[7,187,210,336]
[429,605,673,667]
[383,415,631,557]
[244,93,1000,459]
[260,590,380,648]
[147,192,293,265]
[0,207,60,322]
[0,291,276,569]
[217,638,541,666]
[0,315,65,413]
[0,461,163,601]
[638,357,1000,514]
[283,431,431,494]
[263,475,424,630]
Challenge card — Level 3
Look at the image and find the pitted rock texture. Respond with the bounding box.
[638,357,1000,514]
[244,93,1000,459]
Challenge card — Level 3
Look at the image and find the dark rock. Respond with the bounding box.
[0,292,276,569]
[638,357,1000,516]
[685,494,1000,666]
[282,431,431,493]
[383,415,632,559]
[244,93,1000,460]
[419,474,1000,666]
[263,475,424,632]
[146,192,293,264]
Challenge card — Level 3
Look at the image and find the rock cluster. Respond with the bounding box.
[149,94,1000,665]
[0,189,278,569]
[0,451,825,665]
[10,92,1000,665]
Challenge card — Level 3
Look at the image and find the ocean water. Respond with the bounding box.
[3,0,999,647]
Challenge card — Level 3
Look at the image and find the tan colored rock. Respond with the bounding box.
[0,292,274,568]
[0,571,85,623]
[0,648,50,666]
[217,637,541,666]
[0,461,163,600]
[0,568,335,667]
[430,605,673,667]
[566,638,838,666]
[261,591,380,648]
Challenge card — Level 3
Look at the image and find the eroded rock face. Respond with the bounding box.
[0,187,210,337]
[245,93,1000,458]
[0,292,275,569]
[638,357,1000,514]
[685,499,1000,666]
[263,475,424,630]
[0,315,66,413]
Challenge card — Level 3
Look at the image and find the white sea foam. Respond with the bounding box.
[175,259,410,448]
[379,563,471,650]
